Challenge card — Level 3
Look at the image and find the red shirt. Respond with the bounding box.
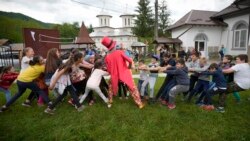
[0,72,19,89]
[105,50,133,95]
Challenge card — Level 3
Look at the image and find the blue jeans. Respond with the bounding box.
[188,79,209,101]
[160,79,176,100]
[0,87,11,102]
[138,80,148,96]
[5,80,50,107]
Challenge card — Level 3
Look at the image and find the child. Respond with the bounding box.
[219,55,240,103]
[0,56,51,112]
[21,47,34,72]
[223,54,250,107]
[187,57,210,102]
[118,81,129,99]
[45,52,85,115]
[163,59,190,109]
[199,63,227,112]
[0,66,19,102]
[156,53,176,101]
[79,61,111,108]
[137,60,149,100]
[141,55,159,104]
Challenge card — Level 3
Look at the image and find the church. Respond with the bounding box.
[168,0,250,58]
[90,12,138,50]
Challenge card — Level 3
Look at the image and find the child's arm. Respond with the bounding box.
[222,68,234,74]
[49,68,67,90]
[1,73,19,81]
[79,60,94,69]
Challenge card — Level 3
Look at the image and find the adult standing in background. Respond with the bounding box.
[219,45,226,61]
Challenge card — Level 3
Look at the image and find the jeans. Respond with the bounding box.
[187,79,209,101]
[141,73,158,98]
[160,79,176,100]
[183,75,198,96]
[155,75,174,99]
[204,87,227,107]
[49,85,81,109]
[118,81,128,97]
[5,80,50,107]
[138,79,148,96]
[0,87,11,102]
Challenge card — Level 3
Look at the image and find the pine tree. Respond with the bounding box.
[158,0,171,37]
[132,0,154,37]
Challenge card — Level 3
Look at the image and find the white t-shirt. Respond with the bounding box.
[87,69,109,89]
[231,63,250,90]
[21,56,32,72]
[139,70,148,80]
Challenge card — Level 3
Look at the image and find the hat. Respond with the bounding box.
[152,55,160,60]
[101,36,116,51]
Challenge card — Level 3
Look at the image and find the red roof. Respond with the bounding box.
[75,22,95,44]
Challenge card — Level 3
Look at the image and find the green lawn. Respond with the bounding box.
[0,78,250,141]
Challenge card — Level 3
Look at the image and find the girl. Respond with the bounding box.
[0,56,51,112]
[137,59,149,100]
[0,66,19,102]
[45,52,84,115]
[21,47,34,72]
[79,60,111,108]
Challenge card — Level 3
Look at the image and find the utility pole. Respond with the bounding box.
[154,0,158,54]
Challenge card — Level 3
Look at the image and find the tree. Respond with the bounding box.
[87,24,94,33]
[132,0,154,37]
[158,0,171,37]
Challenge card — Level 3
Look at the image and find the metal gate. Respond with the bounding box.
[0,44,14,67]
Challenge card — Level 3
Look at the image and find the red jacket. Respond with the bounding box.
[0,72,19,89]
[105,50,133,95]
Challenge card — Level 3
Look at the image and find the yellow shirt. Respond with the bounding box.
[18,65,45,82]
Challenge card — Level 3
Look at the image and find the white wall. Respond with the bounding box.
[221,14,249,56]
[172,25,223,58]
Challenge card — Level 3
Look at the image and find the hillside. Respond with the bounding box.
[0,11,56,43]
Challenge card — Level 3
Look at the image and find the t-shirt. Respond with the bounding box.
[148,63,159,73]
[139,70,148,80]
[87,69,109,88]
[231,63,250,90]
[21,56,33,72]
[18,65,45,82]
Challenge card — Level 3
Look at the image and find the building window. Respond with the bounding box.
[104,19,106,25]
[233,23,248,49]
[125,18,127,26]
[128,18,130,26]
[101,19,102,25]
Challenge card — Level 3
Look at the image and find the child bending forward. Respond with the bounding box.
[79,61,111,108]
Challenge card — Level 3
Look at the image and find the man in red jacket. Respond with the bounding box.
[101,36,144,108]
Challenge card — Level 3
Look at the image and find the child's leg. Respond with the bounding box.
[38,88,48,105]
[233,92,240,102]
[187,80,202,101]
[67,85,81,108]
[169,85,189,104]
[121,83,128,97]
[0,87,11,102]
[79,88,91,104]
[218,90,227,107]
[184,75,198,96]
[162,79,176,100]
[48,91,68,109]
[141,79,149,97]
[93,87,109,103]
[148,75,157,99]
[155,75,172,99]
[118,82,122,97]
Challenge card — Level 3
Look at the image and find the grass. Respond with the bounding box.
[0,78,250,141]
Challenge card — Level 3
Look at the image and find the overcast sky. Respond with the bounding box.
[0,0,235,27]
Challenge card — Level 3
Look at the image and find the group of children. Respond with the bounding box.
[0,44,250,114]
[137,52,250,112]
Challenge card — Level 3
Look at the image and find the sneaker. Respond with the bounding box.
[119,97,122,100]
[77,106,85,112]
[22,101,32,107]
[107,103,112,108]
[0,106,7,112]
[167,103,176,110]
[138,103,145,109]
[161,100,168,105]
[202,105,215,111]
[88,100,94,106]
[125,96,129,100]
[44,108,55,115]
[215,107,225,113]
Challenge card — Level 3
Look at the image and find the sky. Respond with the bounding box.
[0,0,235,27]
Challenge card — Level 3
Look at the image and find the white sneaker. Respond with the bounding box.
[77,106,85,112]
[44,108,54,115]
[107,103,112,108]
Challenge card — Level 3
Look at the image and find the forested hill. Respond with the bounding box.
[0,11,55,43]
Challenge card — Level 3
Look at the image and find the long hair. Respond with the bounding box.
[45,48,61,73]
[58,52,83,73]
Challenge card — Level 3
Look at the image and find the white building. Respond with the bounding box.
[90,12,138,50]
[168,0,250,58]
